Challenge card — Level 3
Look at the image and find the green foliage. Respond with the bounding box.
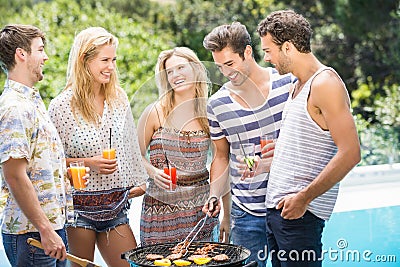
[351,77,375,119]
[156,0,273,61]
[353,80,400,165]
[0,0,34,14]
[0,0,172,118]
[375,83,400,128]
[1,0,399,165]
[82,0,158,21]
[356,114,399,166]
[269,0,400,124]
[334,0,400,125]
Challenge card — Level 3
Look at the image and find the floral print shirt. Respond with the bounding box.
[0,80,74,234]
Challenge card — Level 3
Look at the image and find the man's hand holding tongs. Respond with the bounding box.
[202,195,220,217]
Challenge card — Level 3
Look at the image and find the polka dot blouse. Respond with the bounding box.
[48,88,148,191]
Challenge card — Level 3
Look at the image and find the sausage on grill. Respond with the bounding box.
[146,254,164,260]
[213,254,230,262]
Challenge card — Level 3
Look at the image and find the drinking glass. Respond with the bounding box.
[163,164,177,191]
[70,161,86,190]
[260,133,277,152]
[102,145,116,159]
[241,143,256,170]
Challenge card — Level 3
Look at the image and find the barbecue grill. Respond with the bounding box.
[121,241,258,267]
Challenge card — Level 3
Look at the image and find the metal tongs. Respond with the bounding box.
[176,196,218,256]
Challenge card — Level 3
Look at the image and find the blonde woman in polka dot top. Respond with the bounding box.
[48,27,148,267]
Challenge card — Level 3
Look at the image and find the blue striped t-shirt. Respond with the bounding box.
[207,68,294,216]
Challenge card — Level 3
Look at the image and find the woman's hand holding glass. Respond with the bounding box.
[151,166,173,190]
[85,155,118,174]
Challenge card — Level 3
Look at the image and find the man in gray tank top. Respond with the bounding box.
[257,10,361,267]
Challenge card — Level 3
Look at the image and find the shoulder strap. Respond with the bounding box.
[303,66,332,96]
[155,105,162,128]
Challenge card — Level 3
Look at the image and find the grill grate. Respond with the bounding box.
[122,241,250,267]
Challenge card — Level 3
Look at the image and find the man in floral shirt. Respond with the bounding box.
[0,24,74,266]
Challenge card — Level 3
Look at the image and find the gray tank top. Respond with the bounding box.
[267,67,344,220]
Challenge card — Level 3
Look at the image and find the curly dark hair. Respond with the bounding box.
[203,21,252,60]
[257,10,312,53]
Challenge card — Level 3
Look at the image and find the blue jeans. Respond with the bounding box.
[266,208,325,267]
[231,202,267,267]
[2,228,68,267]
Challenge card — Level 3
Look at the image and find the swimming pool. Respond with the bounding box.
[0,164,399,266]
[319,163,400,266]
[321,206,399,266]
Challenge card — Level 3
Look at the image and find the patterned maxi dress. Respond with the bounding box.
[140,127,219,245]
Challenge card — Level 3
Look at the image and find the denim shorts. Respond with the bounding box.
[66,209,129,233]
[2,228,68,267]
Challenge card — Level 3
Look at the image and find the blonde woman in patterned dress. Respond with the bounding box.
[138,47,219,245]
[48,27,148,267]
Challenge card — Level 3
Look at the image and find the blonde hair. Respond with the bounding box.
[65,27,123,124]
[155,47,210,135]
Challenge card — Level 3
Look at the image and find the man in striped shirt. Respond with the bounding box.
[202,21,295,266]
[257,10,361,267]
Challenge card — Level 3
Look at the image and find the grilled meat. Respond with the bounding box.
[194,243,217,255]
[146,254,164,260]
[213,254,230,262]
[166,253,183,261]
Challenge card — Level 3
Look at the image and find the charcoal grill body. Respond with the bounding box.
[122,241,253,267]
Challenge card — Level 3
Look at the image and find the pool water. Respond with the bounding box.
[321,205,399,266]
[263,205,399,267]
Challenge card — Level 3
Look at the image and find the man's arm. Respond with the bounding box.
[202,138,231,242]
[2,158,67,260]
[219,192,231,243]
[278,71,361,219]
[209,138,231,199]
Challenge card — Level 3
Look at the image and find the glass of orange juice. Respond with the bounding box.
[102,146,116,159]
[70,161,86,190]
